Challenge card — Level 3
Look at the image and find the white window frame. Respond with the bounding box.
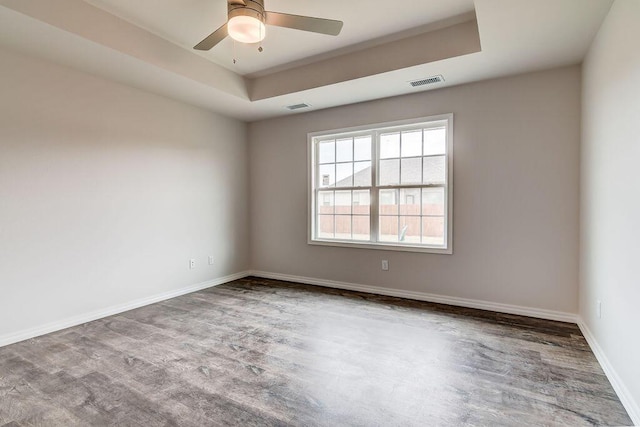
[308,114,453,254]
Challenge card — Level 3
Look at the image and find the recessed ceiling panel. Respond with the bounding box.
[83,0,475,75]
[0,0,614,121]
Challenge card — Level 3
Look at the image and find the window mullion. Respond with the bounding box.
[371,131,379,243]
[397,189,401,242]
[378,183,445,189]
[419,188,423,244]
[350,190,355,240]
[419,130,424,244]
[314,142,319,240]
[314,188,318,239]
[399,131,403,187]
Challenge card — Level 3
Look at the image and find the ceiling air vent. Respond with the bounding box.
[409,75,444,88]
[286,103,311,111]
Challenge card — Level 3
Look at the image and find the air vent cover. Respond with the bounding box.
[286,103,311,111]
[409,75,444,87]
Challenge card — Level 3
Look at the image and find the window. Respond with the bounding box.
[308,114,453,254]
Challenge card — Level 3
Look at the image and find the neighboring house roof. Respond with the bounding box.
[330,158,444,188]
[334,166,373,187]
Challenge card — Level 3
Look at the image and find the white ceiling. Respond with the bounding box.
[0,0,613,121]
[83,0,476,76]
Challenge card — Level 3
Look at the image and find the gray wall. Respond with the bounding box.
[0,46,249,340]
[581,0,640,419]
[249,66,581,314]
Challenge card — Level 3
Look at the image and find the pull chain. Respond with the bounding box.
[258,16,264,53]
[233,40,237,64]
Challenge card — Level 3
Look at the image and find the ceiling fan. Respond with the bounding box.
[194,0,344,51]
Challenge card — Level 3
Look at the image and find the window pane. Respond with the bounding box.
[354,136,371,161]
[379,159,400,185]
[401,158,422,184]
[422,188,445,216]
[401,130,422,157]
[353,161,371,187]
[319,140,335,164]
[319,164,335,188]
[335,215,352,240]
[423,155,446,184]
[318,191,334,214]
[400,216,421,244]
[424,128,446,156]
[334,191,352,215]
[380,133,400,159]
[379,216,399,242]
[336,138,353,162]
[422,216,445,246]
[352,216,370,241]
[400,188,421,216]
[318,215,334,239]
[352,190,370,215]
[336,163,353,187]
[313,118,450,249]
[379,189,398,215]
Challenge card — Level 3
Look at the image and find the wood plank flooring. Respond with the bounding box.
[0,276,632,426]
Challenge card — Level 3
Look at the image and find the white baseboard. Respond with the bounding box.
[578,319,640,426]
[249,270,578,323]
[0,271,252,348]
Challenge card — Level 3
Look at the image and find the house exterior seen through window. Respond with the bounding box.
[308,114,453,254]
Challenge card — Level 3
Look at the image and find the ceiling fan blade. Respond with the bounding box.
[194,23,228,50]
[264,11,343,36]
[228,0,247,5]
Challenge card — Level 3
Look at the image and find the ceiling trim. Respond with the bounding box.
[249,17,481,100]
[0,0,614,122]
[246,11,477,79]
[0,0,248,99]
[1,0,481,105]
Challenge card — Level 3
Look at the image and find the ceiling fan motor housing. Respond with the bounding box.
[193,0,343,50]
[229,0,266,24]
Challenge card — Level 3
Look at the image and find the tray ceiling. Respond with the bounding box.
[0,0,613,121]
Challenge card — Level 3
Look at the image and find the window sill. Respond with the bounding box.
[308,238,453,254]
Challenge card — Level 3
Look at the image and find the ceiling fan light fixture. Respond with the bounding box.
[228,15,266,44]
[193,0,343,51]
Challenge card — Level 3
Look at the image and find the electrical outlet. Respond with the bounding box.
[189,259,196,269]
[208,256,214,265]
[381,260,389,271]
[597,300,602,318]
